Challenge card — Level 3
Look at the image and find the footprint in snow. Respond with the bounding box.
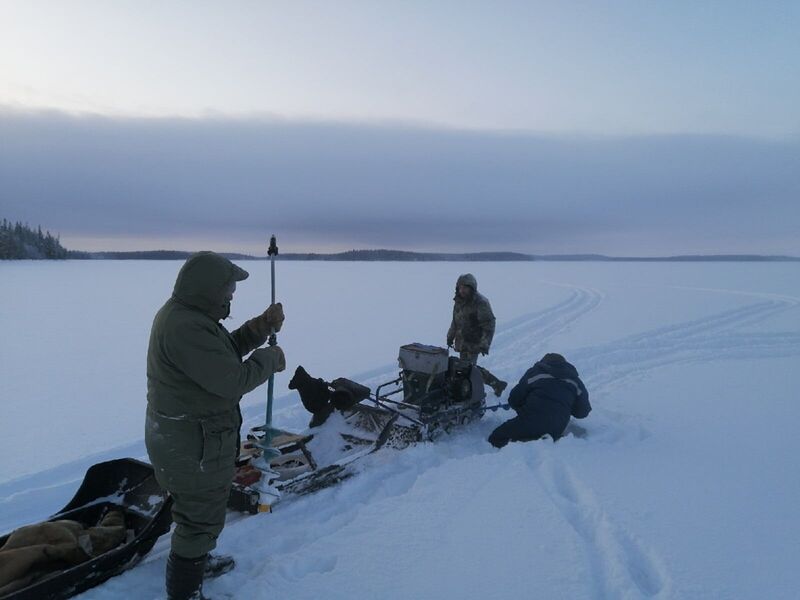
[277,554,338,581]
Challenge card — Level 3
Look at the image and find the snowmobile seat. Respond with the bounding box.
[0,458,172,600]
[330,378,371,411]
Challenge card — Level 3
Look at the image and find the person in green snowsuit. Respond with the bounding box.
[145,251,285,600]
[446,273,507,397]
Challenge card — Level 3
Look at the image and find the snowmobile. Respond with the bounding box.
[0,458,172,600]
[228,343,488,513]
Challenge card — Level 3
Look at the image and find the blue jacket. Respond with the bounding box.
[508,355,590,435]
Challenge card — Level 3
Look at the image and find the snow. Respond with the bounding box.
[1,260,799,599]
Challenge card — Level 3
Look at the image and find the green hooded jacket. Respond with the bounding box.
[447,273,496,354]
[145,252,281,490]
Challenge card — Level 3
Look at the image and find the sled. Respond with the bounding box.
[229,343,487,513]
[0,458,172,600]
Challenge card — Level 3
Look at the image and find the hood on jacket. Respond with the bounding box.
[537,353,580,380]
[455,273,478,297]
[172,251,249,320]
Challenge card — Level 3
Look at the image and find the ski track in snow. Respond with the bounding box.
[4,280,800,599]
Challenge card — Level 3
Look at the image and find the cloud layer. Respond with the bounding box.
[1,109,798,255]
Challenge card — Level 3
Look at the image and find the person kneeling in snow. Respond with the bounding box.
[488,353,590,448]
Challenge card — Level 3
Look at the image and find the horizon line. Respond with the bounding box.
[62,248,800,262]
[3,103,798,143]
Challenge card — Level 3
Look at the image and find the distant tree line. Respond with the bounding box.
[279,249,534,261]
[0,219,69,259]
[81,250,192,260]
[69,250,257,260]
[2,221,796,262]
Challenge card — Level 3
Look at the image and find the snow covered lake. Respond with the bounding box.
[1,259,799,599]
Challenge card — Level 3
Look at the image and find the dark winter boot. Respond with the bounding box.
[204,553,235,578]
[491,380,508,397]
[166,552,207,600]
[487,429,509,448]
[477,366,507,397]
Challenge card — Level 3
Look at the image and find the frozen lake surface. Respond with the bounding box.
[1,260,799,599]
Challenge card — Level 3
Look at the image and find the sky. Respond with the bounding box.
[1,1,799,255]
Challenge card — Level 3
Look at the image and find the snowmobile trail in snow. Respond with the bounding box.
[573,298,800,398]
[484,283,604,378]
[527,446,671,600]
[490,289,800,599]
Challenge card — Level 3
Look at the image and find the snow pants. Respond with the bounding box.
[168,484,231,559]
[488,408,569,448]
[145,408,238,559]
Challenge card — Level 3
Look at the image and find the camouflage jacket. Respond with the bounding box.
[447,273,496,354]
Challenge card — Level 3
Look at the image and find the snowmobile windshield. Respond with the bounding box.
[172,251,249,321]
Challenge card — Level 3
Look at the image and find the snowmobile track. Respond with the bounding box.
[528,448,671,599]
[573,299,800,397]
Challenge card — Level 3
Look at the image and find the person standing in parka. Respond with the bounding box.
[487,353,590,448]
[145,251,286,600]
[446,273,507,397]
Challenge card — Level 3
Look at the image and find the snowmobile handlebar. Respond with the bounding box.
[374,376,402,402]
